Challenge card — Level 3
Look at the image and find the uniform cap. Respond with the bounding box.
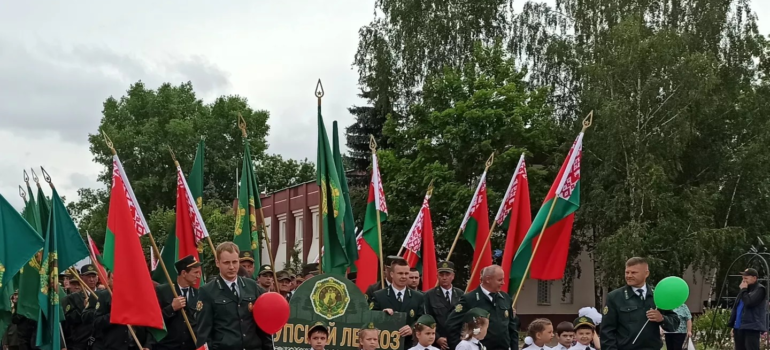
[175,255,202,274]
[463,307,490,323]
[239,251,255,262]
[258,265,273,276]
[573,316,596,329]
[414,314,437,328]
[302,263,320,277]
[276,270,292,281]
[80,264,98,276]
[307,321,329,336]
[438,261,455,273]
[741,268,759,277]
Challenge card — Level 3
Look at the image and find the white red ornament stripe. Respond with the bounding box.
[495,153,527,225]
[402,194,431,253]
[177,166,210,242]
[371,153,389,214]
[460,171,488,230]
[112,156,150,237]
[556,133,583,200]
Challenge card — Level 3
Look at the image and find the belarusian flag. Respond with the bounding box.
[107,159,166,339]
[102,155,151,272]
[154,139,205,283]
[332,121,358,272]
[498,154,531,290]
[354,231,378,293]
[36,184,90,350]
[460,171,492,291]
[86,234,110,288]
[171,159,209,287]
[401,191,437,291]
[509,132,583,295]
[316,106,350,275]
[234,138,263,277]
[361,150,388,279]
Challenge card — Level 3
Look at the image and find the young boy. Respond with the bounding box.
[551,321,575,350]
[569,317,596,350]
[307,321,330,350]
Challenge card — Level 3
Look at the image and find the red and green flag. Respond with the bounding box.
[86,234,110,288]
[153,139,206,283]
[461,171,492,291]
[36,183,90,350]
[316,106,350,275]
[234,138,263,277]
[401,191,437,291]
[354,231,377,293]
[361,151,388,282]
[332,121,358,273]
[497,154,532,290]
[107,157,166,340]
[509,132,583,295]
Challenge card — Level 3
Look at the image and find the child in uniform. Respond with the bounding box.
[569,317,597,350]
[456,308,490,350]
[409,315,439,350]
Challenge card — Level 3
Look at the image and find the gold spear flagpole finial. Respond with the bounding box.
[369,134,377,152]
[31,169,39,184]
[168,145,179,167]
[23,170,29,184]
[485,152,495,169]
[427,179,435,197]
[582,110,594,132]
[101,130,116,155]
[238,113,248,138]
[40,167,52,188]
[19,185,26,200]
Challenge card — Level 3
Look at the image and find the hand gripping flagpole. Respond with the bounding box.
[445,153,495,262]
[316,80,325,274]
[369,135,387,289]
[102,132,197,345]
[511,111,593,309]
[397,180,434,257]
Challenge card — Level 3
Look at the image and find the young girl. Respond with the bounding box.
[359,322,380,350]
[409,315,439,350]
[456,308,490,350]
[569,317,597,350]
[525,318,554,350]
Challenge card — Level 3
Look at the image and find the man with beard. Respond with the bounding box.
[424,261,463,350]
[151,255,202,350]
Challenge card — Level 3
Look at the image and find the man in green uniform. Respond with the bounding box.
[276,271,293,302]
[256,265,274,292]
[85,271,149,350]
[61,265,100,350]
[195,242,273,350]
[424,261,463,350]
[371,258,425,348]
[239,251,256,278]
[600,257,679,350]
[152,255,202,350]
[445,265,519,350]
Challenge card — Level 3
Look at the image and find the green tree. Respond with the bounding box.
[377,43,557,284]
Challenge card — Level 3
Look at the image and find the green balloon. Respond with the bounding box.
[654,276,690,310]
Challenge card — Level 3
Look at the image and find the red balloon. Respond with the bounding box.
[253,292,290,334]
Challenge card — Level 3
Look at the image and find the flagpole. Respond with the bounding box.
[316,80,325,274]
[369,135,386,289]
[237,116,280,284]
[103,133,197,344]
[511,112,593,308]
[444,153,494,262]
[398,180,434,258]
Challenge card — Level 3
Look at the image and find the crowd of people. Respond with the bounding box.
[5,244,764,350]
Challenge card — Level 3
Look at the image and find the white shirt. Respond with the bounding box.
[441,287,453,300]
[456,338,482,350]
[392,286,407,298]
[548,343,570,350]
[409,345,440,350]
[634,284,648,299]
[568,343,595,350]
[221,275,240,297]
[480,286,495,302]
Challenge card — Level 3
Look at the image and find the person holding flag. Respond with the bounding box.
[61,265,100,350]
[152,255,203,350]
[85,271,150,350]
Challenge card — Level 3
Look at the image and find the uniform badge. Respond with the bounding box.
[455,304,463,312]
[95,302,100,310]
[66,304,71,312]
[369,302,374,310]
[504,310,509,318]
[196,301,203,311]
[603,306,608,315]
[248,302,254,312]
[409,309,414,317]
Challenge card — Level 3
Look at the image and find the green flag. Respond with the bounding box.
[0,191,44,336]
[234,139,263,276]
[332,121,358,272]
[36,185,90,350]
[316,106,349,275]
[17,183,44,321]
[153,139,206,284]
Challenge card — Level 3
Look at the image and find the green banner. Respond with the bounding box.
[275,274,407,350]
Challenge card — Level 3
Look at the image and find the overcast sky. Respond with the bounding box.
[0,1,768,209]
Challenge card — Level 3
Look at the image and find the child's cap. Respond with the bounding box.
[414,314,437,328]
[573,316,596,329]
[361,321,379,331]
[463,307,490,323]
[308,321,330,336]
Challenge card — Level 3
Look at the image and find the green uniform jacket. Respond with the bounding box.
[150,284,199,350]
[423,286,463,347]
[195,276,273,350]
[62,291,98,350]
[445,287,519,350]
[371,287,425,348]
[85,290,149,350]
[600,285,679,350]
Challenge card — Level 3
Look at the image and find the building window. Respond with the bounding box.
[296,217,304,244]
[280,220,287,243]
[312,213,319,240]
[537,280,551,305]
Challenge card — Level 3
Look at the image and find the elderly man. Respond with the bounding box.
[728,268,767,350]
[601,257,679,350]
[445,265,519,350]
